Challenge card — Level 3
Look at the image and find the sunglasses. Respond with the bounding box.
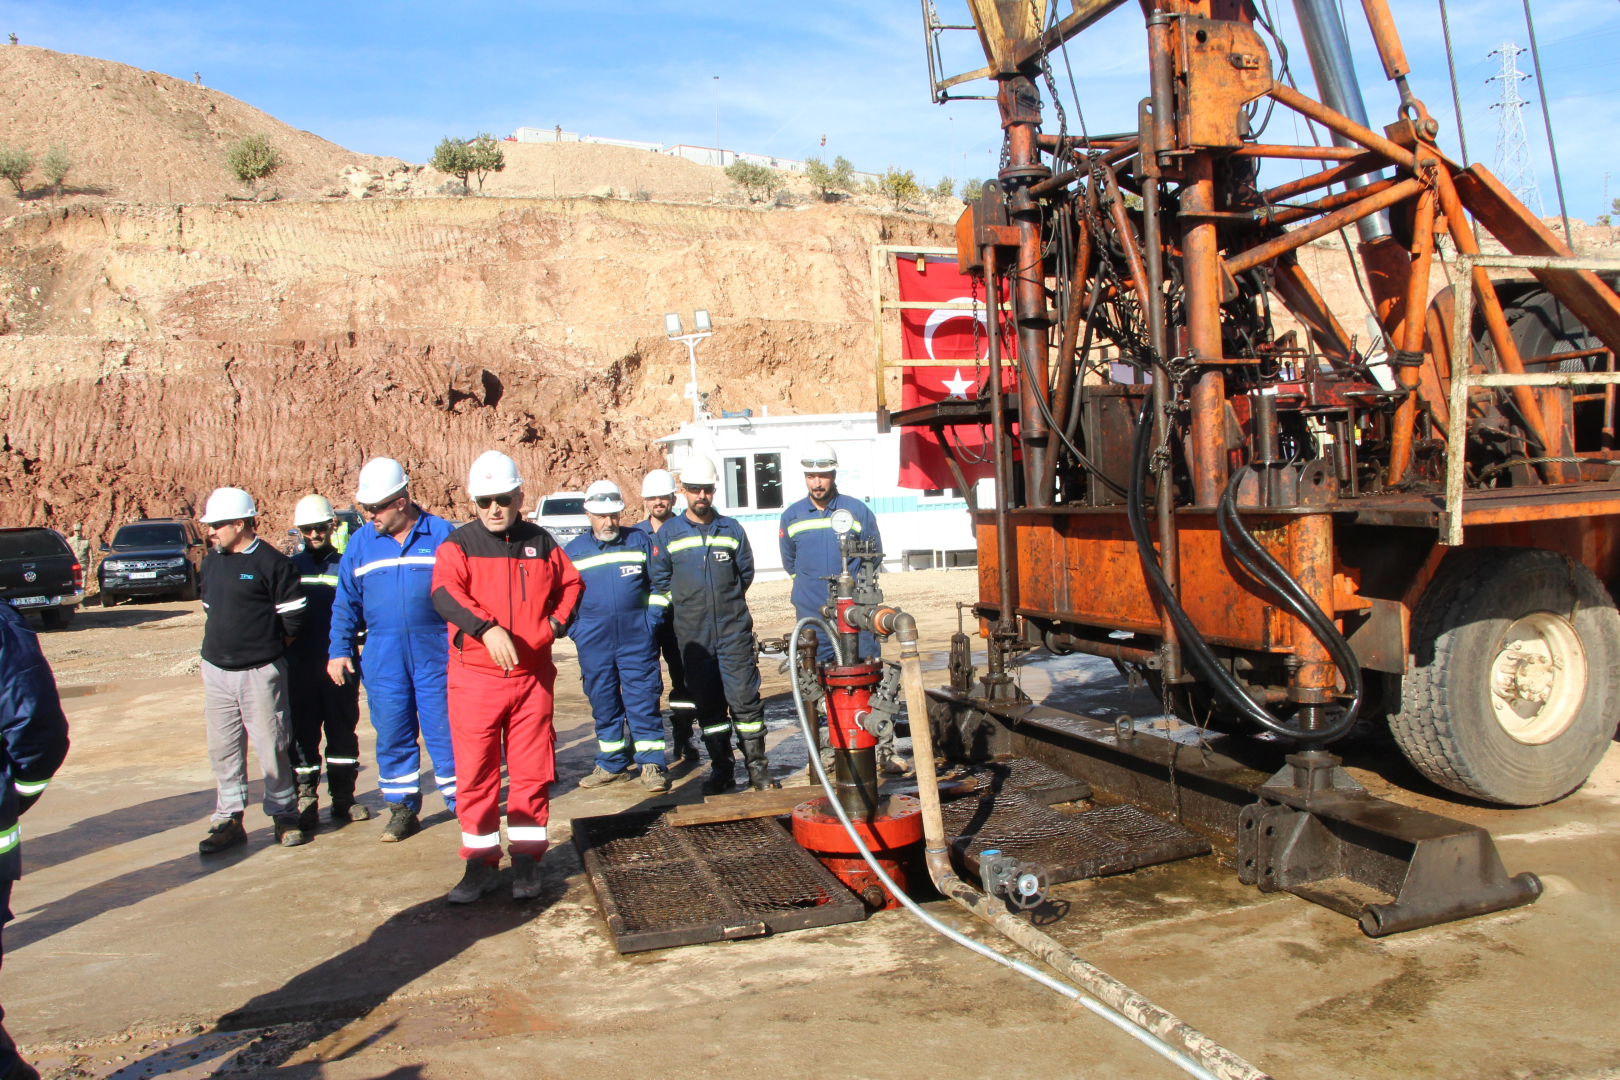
[360,498,401,515]
[684,485,716,495]
[299,523,333,534]
[475,494,515,509]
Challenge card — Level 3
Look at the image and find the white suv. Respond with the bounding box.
[531,491,590,544]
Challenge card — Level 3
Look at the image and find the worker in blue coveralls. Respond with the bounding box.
[779,441,910,776]
[328,457,457,844]
[650,455,779,795]
[568,480,671,793]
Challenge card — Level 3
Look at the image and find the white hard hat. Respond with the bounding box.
[678,455,719,486]
[199,487,257,524]
[583,480,625,514]
[356,457,409,505]
[467,451,522,498]
[801,442,839,473]
[641,469,676,498]
[293,494,336,527]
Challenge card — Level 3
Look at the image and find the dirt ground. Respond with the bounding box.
[5,568,1618,1080]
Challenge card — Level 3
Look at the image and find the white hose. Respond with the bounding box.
[787,617,1221,1080]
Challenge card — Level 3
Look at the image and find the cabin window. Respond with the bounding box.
[724,457,750,508]
[754,454,783,509]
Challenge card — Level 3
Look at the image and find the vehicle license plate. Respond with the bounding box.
[129,571,158,579]
[11,596,50,607]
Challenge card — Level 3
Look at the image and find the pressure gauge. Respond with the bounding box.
[830,508,856,535]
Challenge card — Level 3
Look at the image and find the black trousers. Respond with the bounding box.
[286,655,362,794]
[657,617,696,745]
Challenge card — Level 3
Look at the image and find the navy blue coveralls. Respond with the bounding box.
[649,514,765,747]
[630,518,695,747]
[779,493,883,662]
[564,528,668,772]
[288,544,361,799]
[329,508,457,813]
[0,602,69,1074]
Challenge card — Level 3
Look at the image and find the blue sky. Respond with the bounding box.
[5,0,1617,219]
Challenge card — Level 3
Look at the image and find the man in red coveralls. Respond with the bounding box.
[431,451,582,903]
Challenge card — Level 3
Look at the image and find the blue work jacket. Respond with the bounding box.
[329,508,456,659]
[564,528,668,647]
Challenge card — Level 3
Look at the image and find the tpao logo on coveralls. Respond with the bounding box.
[713,550,731,562]
[620,564,642,577]
[239,573,254,580]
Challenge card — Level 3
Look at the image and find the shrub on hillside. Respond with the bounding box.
[878,167,920,210]
[725,160,779,202]
[41,145,71,198]
[0,145,34,197]
[431,137,472,193]
[804,155,855,201]
[225,134,281,198]
[466,133,505,192]
[934,176,955,199]
[961,177,983,200]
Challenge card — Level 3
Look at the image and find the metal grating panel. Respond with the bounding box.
[970,756,1093,805]
[942,787,1210,884]
[573,811,867,954]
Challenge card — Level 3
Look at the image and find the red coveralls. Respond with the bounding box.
[430,519,582,866]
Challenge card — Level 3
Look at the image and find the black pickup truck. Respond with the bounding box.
[0,527,85,630]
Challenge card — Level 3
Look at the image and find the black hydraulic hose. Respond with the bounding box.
[1062,274,1105,449]
[1216,467,1361,741]
[1126,396,1308,741]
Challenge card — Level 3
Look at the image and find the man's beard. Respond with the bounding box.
[594,525,620,542]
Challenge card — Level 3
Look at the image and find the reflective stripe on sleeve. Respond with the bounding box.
[0,827,17,854]
[507,826,548,841]
[299,574,340,587]
[353,556,438,577]
[276,598,308,614]
[13,778,49,796]
[571,551,648,572]
[461,832,501,849]
[648,593,670,607]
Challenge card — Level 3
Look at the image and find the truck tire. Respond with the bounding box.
[180,572,198,602]
[101,590,119,608]
[1390,547,1620,805]
[40,606,69,630]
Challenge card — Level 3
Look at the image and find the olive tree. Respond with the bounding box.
[225,134,281,198]
[0,145,34,197]
[725,160,779,202]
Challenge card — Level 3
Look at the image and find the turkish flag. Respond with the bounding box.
[896,255,1015,491]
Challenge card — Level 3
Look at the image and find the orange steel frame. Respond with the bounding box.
[896,0,1620,712]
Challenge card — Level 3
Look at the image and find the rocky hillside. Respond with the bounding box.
[0,195,950,540]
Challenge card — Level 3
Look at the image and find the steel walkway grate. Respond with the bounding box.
[573,811,868,954]
[942,779,1210,884]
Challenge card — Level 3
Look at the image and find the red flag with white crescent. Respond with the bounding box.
[896,255,1014,491]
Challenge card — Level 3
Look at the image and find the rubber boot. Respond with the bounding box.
[671,709,700,766]
[741,736,779,791]
[297,778,320,834]
[328,767,370,822]
[701,734,738,795]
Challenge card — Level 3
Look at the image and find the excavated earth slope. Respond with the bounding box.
[0,196,950,539]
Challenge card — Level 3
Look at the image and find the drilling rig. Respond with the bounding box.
[897,0,1620,934]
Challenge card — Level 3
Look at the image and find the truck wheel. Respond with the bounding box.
[180,573,198,602]
[1390,547,1620,805]
[40,607,68,630]
[101,590,119,608]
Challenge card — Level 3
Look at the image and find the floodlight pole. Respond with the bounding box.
[674,332,712,424]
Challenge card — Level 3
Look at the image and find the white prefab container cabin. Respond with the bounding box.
[654,412,978,581]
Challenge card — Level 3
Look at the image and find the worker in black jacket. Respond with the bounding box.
[196,488,310,853]
[0,596,69,1080]
[287,494,368,829]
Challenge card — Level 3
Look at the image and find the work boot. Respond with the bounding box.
[198,813,246,855]
[878,749,915,777]
[671,710,700,765]
[328,768,371,822]
[511,853,545,900]
[379,803,419,843]
[447,857,502,904]
[701,734,738,795]
[740,737,780,791]
[579,764,634,789]
[297,779,320,833]
[274,812,311,848]
[640,763,671,792]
